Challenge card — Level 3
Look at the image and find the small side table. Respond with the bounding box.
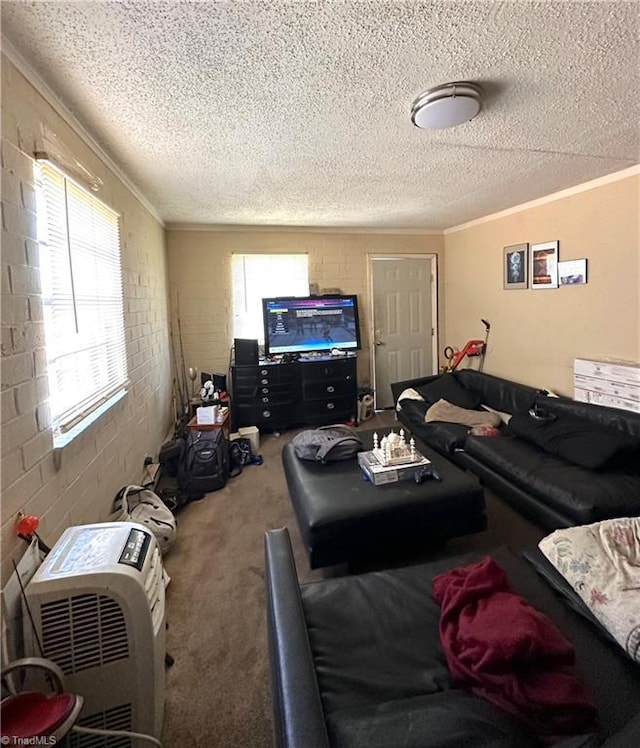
[187,409,230,438]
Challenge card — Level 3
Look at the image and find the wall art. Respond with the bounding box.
[530,240,559,289]
[503,243,528,289]
[558,258,587,286]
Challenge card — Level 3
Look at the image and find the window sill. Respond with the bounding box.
[53,389,127,468]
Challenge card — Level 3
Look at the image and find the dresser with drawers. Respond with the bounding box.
[230,355,358,431]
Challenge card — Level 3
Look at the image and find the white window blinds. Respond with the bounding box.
[36,161,128,436]
[231,254,309,341]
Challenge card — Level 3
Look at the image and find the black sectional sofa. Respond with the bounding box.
[391,369,640,530]
[265,527,640,748]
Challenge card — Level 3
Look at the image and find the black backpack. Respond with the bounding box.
[178,429,230,500]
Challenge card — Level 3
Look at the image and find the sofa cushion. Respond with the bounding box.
[415,373,483,410]
[464,434,640,524]
[426,399,502,428]
[456,369,541,414]
[508,412,639,469]
[301,557,464,715]
[397,403,469,454]
[326,690,542,748]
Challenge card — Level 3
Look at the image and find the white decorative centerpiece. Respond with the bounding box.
[372,429,417,466]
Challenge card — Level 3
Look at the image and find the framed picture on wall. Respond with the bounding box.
[558,258,587,286]
[530,240,559,289]
[503,243,528,289]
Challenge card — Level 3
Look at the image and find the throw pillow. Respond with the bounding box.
[539,518,640,663]
[415,374,483,410]
[426,399,501,428]
[508,411,639,469]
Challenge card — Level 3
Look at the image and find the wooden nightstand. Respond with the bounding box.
[187,407,230,438]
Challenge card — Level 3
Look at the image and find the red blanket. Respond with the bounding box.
[432,557,597,743]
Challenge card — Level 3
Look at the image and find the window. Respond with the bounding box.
[231,254,309,341]
[35,161,127,444]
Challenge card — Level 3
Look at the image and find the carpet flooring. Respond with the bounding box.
[160,412,546,747]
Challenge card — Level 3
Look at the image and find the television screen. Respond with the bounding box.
[262,295,361,356]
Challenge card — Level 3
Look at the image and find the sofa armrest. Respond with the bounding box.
[390,373,441,405]
[265,528,330,748]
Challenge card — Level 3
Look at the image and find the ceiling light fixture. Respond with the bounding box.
[411,81,483,130]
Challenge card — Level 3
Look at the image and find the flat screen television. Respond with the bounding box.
[262,295,361,356]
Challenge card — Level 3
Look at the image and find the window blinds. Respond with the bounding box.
[36,162,127,434]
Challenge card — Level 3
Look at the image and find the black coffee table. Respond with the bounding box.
[282,429,486,568]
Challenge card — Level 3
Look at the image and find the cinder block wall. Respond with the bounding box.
[1,57,173,583]
[166,229,444,386]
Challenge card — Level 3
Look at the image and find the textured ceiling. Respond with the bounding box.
[2,1,639,230]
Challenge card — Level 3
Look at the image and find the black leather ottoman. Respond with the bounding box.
[282,429,486,568]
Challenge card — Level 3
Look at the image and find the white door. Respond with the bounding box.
[371,256,437,409]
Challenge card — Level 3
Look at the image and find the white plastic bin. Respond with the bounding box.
[358,394,375,422]
[238,426,260,452]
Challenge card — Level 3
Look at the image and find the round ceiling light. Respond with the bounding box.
[411,81,483,130]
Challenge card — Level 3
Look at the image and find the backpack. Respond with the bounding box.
[291,424,363,464]
[178,429,230,500]
[112,485,177,556]
[159,438,185,478]
[229,437,265,477]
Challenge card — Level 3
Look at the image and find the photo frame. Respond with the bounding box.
[558,258,587,286]
[503,243,528,289]
[530,240,559,289]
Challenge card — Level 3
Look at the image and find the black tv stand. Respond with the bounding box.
[230,355,358,431]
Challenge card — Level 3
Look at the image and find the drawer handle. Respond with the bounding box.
[262,410,271,418]
[327,402,335,409]
[262,387,269,393]
[261,379,268,385]
[262,397,269,403]
[326,385,335,393]
[261,369,268,375]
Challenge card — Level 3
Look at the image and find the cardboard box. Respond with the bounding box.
[574,358,640,386]
[574,388,640,414]
[573,358,640,414]
[574,374,640,402]
[357,450,430,486]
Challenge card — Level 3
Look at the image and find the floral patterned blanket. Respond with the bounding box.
[539,518,640,663]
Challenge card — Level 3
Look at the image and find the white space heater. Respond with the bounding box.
[23,522,166,747]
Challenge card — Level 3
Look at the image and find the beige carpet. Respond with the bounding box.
[160,412,545,747]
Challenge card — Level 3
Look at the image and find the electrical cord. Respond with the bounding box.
[73,725,162,746]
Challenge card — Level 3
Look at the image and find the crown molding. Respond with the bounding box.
[165,222,442,235]
[445,164,640,234]
[1,35,164,226]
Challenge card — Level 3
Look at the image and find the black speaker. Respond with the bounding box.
[234,338,259,365]
[213,373,227,392]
